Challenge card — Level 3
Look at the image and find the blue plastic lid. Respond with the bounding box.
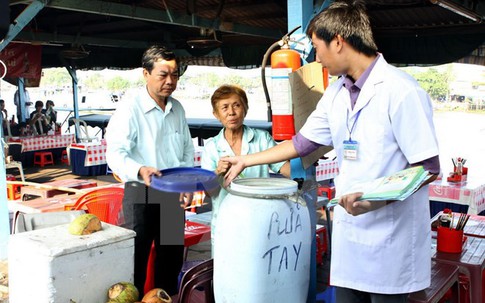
[150,167,219,193]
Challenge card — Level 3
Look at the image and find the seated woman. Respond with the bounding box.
[29,101,50,135]
[43,100,57,127]
[201,84,291,253]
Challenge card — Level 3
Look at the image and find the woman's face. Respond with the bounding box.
[213,94,246,131]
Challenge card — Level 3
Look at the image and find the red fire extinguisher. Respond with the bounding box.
[262,26,302,141]
[262,26,330,140]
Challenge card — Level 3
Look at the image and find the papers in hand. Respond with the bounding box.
[328,166,431,208]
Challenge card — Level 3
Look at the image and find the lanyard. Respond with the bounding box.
[346,109,362,141]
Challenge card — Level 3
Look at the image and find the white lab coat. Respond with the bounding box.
[300,55,439,293]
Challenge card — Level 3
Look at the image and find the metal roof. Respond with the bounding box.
[4,0,485,69]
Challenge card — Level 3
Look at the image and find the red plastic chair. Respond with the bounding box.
[70,187,125,225]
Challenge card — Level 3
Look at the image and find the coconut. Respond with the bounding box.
[68,213,102,235]
[142,288,172,303]
[107,282,139,303]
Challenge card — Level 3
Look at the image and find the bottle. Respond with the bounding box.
[440,208,452,228]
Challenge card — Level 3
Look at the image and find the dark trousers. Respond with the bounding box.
[336,287,409,303]
[122,182,185,295]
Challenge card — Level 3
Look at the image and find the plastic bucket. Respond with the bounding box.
[214,178,311,302]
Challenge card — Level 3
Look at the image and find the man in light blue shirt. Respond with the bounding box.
[106,45,194,295]
[106,84,194,182]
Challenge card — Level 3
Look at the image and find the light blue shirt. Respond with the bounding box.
[201,125,285,236]
[106,87,194,182]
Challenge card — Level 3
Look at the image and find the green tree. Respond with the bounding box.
[41,68,71,87]
[106,76,130,91]
[183,73,221,88]
[83,73,106,90]
[133,75,145,88]
[411,67,451,101]
[471,70,485,88]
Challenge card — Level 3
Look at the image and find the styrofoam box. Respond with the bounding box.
[8,223,136,303]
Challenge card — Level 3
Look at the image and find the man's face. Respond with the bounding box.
[143,59,179,102]
[35,105,43,112]
[312,33,343,76]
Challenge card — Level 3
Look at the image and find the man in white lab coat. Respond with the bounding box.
[222,1,440,302]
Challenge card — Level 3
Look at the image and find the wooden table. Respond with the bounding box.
[8,194,83,214]
[432,235,485,303]
[408,261,459,303]
[20,179,98,201]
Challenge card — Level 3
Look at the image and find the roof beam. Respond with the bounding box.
[14,30,153,48]
[40,0,282,39]
[0,0,46,52]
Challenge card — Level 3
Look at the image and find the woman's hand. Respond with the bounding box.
[222,155,246,187]
[215,157,231,176]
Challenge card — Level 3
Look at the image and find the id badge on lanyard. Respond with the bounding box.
[343,140,359,160]
[344,109,361,160]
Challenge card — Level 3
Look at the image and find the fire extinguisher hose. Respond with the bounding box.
[261,26,301,123]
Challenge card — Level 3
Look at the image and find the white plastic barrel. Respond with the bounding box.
[214,178,311,303]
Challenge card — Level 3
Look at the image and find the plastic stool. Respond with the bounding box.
[61,150,69,165]
[33,151,54,167]
[7,183,23,200]
[318,185,335,200]
[6,174,22,200]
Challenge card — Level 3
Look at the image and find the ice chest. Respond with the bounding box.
[8,222,136,303]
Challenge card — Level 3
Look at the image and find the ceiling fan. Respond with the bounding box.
[186,27,222,49]
[60,44,90,60]
[185,0,225,49]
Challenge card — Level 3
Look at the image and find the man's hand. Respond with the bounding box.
[223,155,246,187]
[138,166,161,186]
[338,192,387,216]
